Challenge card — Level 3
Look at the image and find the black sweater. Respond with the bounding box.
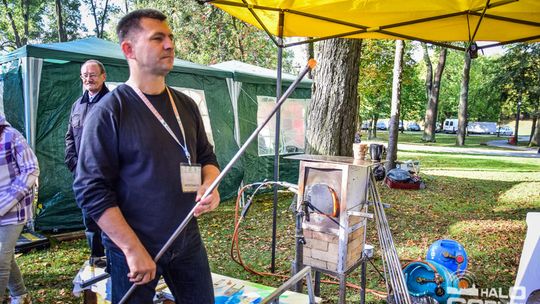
[73,84,218,256]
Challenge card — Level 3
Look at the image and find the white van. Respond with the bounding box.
[443,119,459,133]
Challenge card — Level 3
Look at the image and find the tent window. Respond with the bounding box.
[172,87,215,147]
[257,96,309,156]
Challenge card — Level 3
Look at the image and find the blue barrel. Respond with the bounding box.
[426,239,468,274]
[403,261,461,303]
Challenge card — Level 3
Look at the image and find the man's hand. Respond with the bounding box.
[96,207,156,285]
[194,165,220,217]
[194,184,220,217]
[125,245,156,285]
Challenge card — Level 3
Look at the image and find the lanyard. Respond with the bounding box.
[126,82,192,165]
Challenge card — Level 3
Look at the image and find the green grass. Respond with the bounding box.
[13,153,540,303]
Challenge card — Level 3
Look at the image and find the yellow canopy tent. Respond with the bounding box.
[208,0,540,50]
[201,2,540,299]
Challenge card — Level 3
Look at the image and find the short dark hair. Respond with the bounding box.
[82,59,106,74]
[116,9,167,42]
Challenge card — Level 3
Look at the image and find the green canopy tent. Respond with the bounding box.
[0,37,241,230]
[211,60,312,186]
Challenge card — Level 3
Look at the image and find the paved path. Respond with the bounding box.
[368,136,540,158]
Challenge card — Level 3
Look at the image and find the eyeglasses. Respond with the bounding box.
[80,73,101,80]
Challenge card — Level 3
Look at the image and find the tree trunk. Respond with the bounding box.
[422,43,433,99]
[514,93,522,145]
[370,115,378,139]
[532,115,540,147]
[231,19,245,60]
[125,0,129,13]
[306,38,362,156]
[422,48,447,142]
[22,0,29,45]
[55,0,68,42]
[457,52,472,146]
[530,116,538,145]
[386,40,405,172]
[2,0,22,47]
[89,0,101,37]
[530,100,539,146]
[99,0,110,39]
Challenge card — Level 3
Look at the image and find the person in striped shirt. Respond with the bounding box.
[0,114,39,304]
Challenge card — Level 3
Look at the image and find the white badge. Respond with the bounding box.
[180,163,201,193]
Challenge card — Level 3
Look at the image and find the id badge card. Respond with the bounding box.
[180,163,201,192]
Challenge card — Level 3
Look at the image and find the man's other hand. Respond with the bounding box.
[125,246,156,285]
[194,184,220,217]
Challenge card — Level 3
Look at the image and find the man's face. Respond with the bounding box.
[127,18,175,76]
[80,63,106,94]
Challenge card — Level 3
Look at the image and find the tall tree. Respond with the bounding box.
[55,0,67,42]
[422,45,447,142]
[399,42,425,124]
[496,43,540,146]
[467,56,502,122]
[437,50,463,125]
[386,40,405,171]
[41,0,83,43]
[456,52,472,146]
[358,40,394,139]
[132,1,291,70]
[1,1,51,51]
[306,38,362,155]
[0,0,32,50]
[84,0,119,39]
[531,100,539,146]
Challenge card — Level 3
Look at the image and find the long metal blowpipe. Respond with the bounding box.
[118,59,317,304]
[371,176,410,303]
[370,173,411,304]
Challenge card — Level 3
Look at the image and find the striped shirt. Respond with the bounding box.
[0,119,39,226]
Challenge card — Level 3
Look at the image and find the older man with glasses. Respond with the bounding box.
[65,59,109,268]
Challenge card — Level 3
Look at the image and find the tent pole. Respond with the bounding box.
[271,11,284,273]
[22,56,33,149]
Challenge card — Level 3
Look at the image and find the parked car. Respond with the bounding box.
[498,126,513,136]
[376,121,388,130]
[407,122,421,131]
[361,121,370,130]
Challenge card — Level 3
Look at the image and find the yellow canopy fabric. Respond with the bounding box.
[209,0,540,44]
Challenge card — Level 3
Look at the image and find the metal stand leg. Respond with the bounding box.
[361,255,367,304]
[338,273,347,304]
[314,271,321,296]
[293,208,304,292]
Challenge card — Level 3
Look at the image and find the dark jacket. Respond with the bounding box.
[73,85,218,256]
[64,85,109,172]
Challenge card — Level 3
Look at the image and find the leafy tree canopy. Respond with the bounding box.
[131,1,293,70]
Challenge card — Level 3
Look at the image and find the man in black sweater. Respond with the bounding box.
[65,59,109,268]
[73,9,220,304]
